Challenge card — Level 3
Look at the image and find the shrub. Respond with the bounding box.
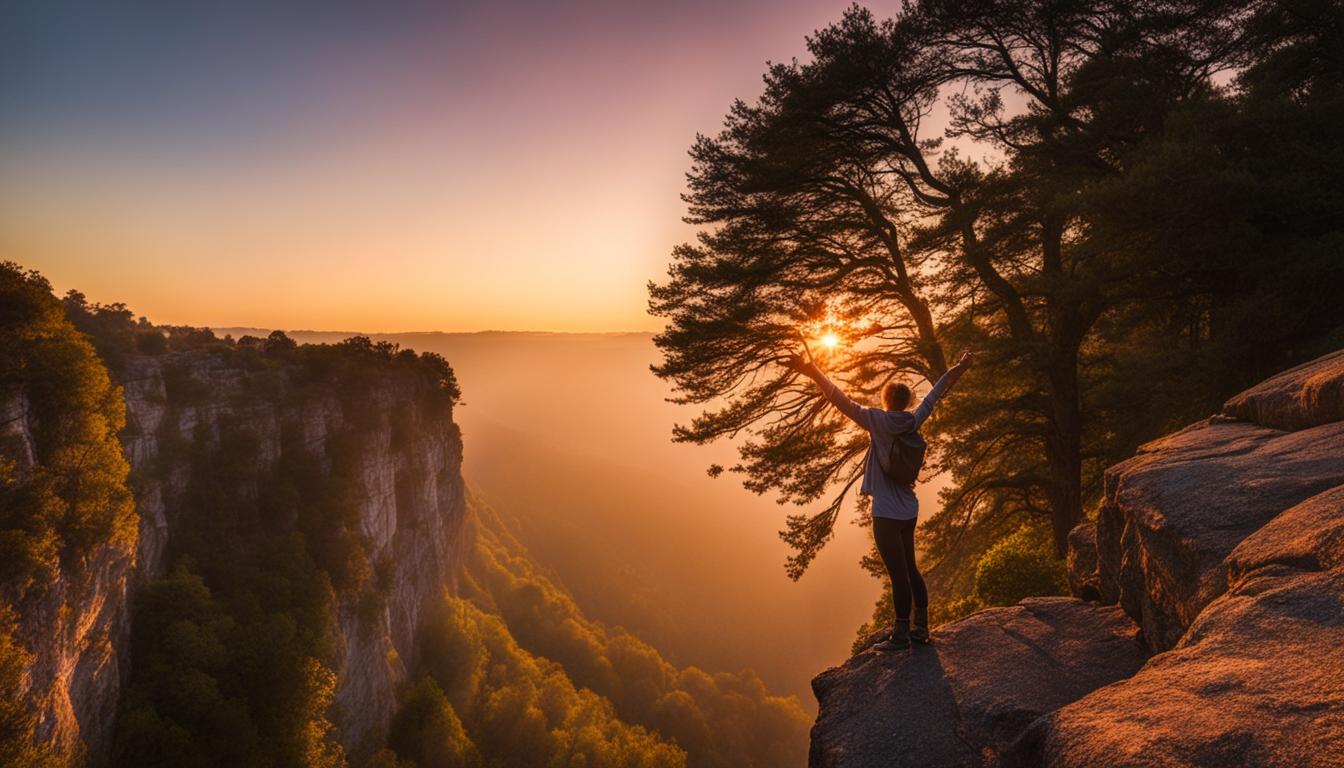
[972,526,1067,608]
[387,678,480,768]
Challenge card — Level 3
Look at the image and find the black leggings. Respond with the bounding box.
[873,516,928,622]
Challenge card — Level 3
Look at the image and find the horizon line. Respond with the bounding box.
[210,326,657,338]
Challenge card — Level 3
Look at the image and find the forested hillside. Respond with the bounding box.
[468,490,815,764]
[384,491,812,768]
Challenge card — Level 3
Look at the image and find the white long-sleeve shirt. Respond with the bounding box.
[813,370,953,520]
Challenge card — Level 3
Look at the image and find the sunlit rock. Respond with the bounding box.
[1096,417,1344,651]
[1222,348,1344,431]
[1011,485,1344,767]
[809,598,1146,768]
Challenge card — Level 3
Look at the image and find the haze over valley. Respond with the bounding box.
[217,328,926,705]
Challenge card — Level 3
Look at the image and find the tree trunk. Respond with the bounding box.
[905,291,948,377]
[1043,347,1085,557]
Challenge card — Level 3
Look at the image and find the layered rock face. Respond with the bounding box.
[1014,486,1344,767]
[1095,348,1344,651]
[1013,351,1344,766]
[1095,414,1344,651]
[809,349,1344,767]
[6,351,467,763]
[120,354,467,752]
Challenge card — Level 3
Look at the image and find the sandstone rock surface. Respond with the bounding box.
[1222,348,1344,431]
[809,599,1146,768]
[1012,485,1344,768]
[1096,416,1344,650]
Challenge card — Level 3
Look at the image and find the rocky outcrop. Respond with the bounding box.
[811,348,1344,767]
[1222,348,1344,431]
[1012,485,1344,768]
[809,599,1147,768]
[1,389,136,765]
[1094,415,1344,650]
[1065,521,1100,601]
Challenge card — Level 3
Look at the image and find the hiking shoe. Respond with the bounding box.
[872,635,911,652]
[873,620,911,652]
[911,606,931,644]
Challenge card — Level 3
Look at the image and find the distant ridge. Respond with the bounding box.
[212,327,654,339]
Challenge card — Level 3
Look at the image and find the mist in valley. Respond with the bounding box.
[216,329,946,706]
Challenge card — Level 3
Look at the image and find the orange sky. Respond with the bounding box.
[0,1,894,332]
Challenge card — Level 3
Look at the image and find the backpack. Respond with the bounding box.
[883,430,927,487]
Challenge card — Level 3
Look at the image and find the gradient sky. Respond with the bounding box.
[1,0,884,332]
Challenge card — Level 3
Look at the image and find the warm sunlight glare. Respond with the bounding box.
[820,332,840,350]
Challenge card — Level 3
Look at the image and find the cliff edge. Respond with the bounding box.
[809,349,1344,768]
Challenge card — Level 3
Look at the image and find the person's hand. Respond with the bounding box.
[779,353,818,377]
[956,350,975,369]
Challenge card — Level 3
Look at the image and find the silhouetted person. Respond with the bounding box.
[782,350,974,651]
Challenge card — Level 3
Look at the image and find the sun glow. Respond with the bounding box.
[820,332,840,349]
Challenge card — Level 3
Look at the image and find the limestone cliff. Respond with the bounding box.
[808,348,1344,768]
[3,347,468,763]
[1,387,135,766]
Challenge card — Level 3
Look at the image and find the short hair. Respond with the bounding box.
[882,382,912,411]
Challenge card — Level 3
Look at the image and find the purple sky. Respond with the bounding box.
[1,0,889,331]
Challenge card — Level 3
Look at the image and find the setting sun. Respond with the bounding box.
[820,332,840,350]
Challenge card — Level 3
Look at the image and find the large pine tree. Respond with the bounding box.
[650,0,1344,609]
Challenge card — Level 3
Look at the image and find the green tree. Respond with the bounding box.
[387,679,480,768]
[0,263,138,586]
[971,527,1066,608]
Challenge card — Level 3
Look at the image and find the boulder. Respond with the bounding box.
[1009,485,1344,768]
[1065,521,1101,601]
[1095,417,1344,650]
[809,598,1147,768]
[1222,348,1344,431]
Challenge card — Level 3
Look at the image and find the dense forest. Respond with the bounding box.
[650,0,1344,628]
[446,493,811,767]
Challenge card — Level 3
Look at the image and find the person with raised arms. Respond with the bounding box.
[780,349,974,651]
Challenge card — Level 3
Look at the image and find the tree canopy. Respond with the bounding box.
[650,0,1344,611]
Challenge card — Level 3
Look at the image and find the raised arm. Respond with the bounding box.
[911,351,974,428]
[779,354,872,430]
